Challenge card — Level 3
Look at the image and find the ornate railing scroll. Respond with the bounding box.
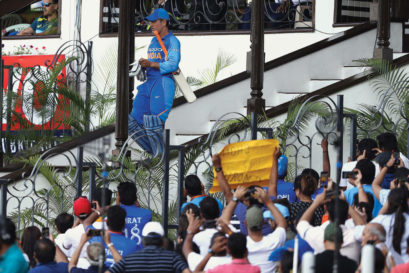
[0,40,93,159]
[101,0,313,34]
[280,96,338,179]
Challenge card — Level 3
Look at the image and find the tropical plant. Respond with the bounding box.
[184,50,236,91]
[344,58,409,153]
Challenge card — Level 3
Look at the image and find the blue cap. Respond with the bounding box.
[262,204,290,220]
[146,8,169,21]
[278,155,288,177]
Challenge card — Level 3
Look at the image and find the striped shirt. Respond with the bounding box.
[108,245,188,273]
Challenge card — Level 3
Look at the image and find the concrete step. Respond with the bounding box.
[309,79,340,91]
[341,66,370,78]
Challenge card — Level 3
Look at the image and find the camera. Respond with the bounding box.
[42,227,49,239]
[342,171,357,179]
[91,202,97,209]
[88,229,102,237]
[244,187,258,199]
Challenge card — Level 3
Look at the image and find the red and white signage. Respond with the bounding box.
[2,54,70,131]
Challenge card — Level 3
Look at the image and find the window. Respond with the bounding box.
[100,0,314,35]
[1,0,60,38]
[334,0,372,25]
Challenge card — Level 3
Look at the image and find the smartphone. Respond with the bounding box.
[342,171,357,179]
[393,152,400,166]
[42,227,49,239]
[320,172,328,188]
[91,202,96,209]
[88,229,102,237]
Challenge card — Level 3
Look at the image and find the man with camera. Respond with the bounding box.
[372,155,409,206]
[87,206,138,268]
[69,230,121,273]
[218,186,287,273]
[343,159,382,217]
[62,197,94,269]
[339,138,380,190]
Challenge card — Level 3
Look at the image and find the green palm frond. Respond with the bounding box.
[356,59,409,114]
[187,51,236,88]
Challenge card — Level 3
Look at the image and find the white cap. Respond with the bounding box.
[142,221,165,237]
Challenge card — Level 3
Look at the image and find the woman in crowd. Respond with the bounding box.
[372,187,409,265]
[290,174,324,226]
[20,226,41,268]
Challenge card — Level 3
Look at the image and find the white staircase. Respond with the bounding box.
[166,23,407,146]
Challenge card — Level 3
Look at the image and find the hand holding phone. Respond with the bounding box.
[320,172,328,188]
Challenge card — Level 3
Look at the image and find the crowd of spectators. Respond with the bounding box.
[0,132,408,273]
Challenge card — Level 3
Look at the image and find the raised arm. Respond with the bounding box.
[182,209,202,259]
[212,154,233,202]
[321,138,330,177]
[68,232,90,272]
[372,155,394,200]
[352,170,369,203]
[257,187,286,228]
[219,186,247,223]
[268,147,281,197]
[83,201,103,228]
[299,188,326,224]
[104,232,122,263]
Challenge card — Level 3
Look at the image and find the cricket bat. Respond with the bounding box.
[153,31,197,103]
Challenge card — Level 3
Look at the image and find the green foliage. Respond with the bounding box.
[351,59,409,153]
[184,51,236,90]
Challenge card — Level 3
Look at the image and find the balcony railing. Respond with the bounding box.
[100,0,314,35]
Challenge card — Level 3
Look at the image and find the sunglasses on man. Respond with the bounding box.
[42,2,53,7]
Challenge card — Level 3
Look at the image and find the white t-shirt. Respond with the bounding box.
[193,225,238,255]
[193,228,218,256]
[297,220,361,263]
[339,160,380,189]
[379,189,390,205]
[247,227,286,273]
[187,252,231,271]
[55,233,74,258]
[371,213,409,265]
[62,224,90,269]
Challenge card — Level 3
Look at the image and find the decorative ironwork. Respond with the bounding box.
[101,0,313,34]
[0,40,93,156]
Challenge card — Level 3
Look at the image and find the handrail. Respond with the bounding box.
[180,53,409,147]
[173,22,377,107]
[0,22,390,181]
[0,124,115,182]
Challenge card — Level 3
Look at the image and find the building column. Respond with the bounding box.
[247,0,265,115]
[115,0,133,150]
[373,0,393,61]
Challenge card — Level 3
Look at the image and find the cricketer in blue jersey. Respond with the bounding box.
[129,8,181,155]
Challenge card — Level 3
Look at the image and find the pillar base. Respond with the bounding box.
[247,97,265,115]
[373,47,393,62]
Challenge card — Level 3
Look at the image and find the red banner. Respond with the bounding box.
[2,54,70,131]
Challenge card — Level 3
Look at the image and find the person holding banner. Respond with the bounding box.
[128,8,180,155]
